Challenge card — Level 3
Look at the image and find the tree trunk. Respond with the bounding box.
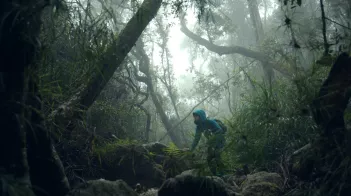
[49,0,163,124]
[167,87,188,143]
[297,53,351,194]
[26,78,70,196]
[247,0,274,84]
[0,0,42,187]
[0,1,69,195]
[247,0,264,42]
[135,104,151,142]
[311,53,351,146]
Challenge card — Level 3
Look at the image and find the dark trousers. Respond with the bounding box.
[206,133,225,176]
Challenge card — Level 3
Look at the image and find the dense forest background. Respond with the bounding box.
[1,0,351,195]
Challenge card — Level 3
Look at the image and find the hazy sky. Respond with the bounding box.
[148,10,199,91]
[152,1,278,92]
[167,12,197,78]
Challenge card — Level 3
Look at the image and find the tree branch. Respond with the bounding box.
[179,17,292,78]
[319,0,329,56]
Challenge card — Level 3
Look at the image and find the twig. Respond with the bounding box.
[291,143,311,157]
[325,17,351,31]
[319,0,329,56]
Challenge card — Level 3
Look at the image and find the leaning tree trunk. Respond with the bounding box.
[0,1,69,196]
[49,0,163,127]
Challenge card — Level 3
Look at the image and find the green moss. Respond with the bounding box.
[242,182,281,196]
[95,139,139,153]
[93,139,141,166]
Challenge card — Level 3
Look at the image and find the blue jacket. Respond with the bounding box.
[191,109,223,151]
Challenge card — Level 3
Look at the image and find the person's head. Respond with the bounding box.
[193,114,200,122]
[192,109,206,124]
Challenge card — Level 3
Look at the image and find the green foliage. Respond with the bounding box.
[88,98,146,139]
[38,3,116,121]
[169,0,215,21]
[222,66,330,170]
[38,5,147,140]
[39,8,114,92]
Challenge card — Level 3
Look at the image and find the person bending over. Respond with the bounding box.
[191,109,226,176]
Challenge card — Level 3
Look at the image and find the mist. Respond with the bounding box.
[1,0,351,195]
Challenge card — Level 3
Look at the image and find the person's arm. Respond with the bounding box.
[191,127,202,151]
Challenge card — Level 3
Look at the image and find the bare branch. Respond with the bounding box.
[319,0,329,56]
[179,16,292,78]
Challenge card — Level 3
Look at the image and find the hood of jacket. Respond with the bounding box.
[193,109,207,122]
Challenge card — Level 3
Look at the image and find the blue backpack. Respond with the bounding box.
[214,119,227,133]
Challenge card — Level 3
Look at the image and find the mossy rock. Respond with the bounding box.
[68,179,138,196]
[241,172,283,189]
[239,172,283,196]
[142,142,168,155]
[158,174,229,196]
[241,182,281,196]
[139,188,158,196]
[222,174,247,187]
[91,141,194,188]
[93,143,166,188]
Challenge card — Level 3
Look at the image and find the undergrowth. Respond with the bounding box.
[221,64,330,171]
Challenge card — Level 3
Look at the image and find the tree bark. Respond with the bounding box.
[0,0,42,187]
[0,1,69,195]
[247,0,264,43]
[49,0,163,123]
[300,53,351,194]
[135,104,152,142]
[247,0,274,88]
[179,17,292,78]
[26,78,70,196]
[311,53,351,145]
[319,0,329,56]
